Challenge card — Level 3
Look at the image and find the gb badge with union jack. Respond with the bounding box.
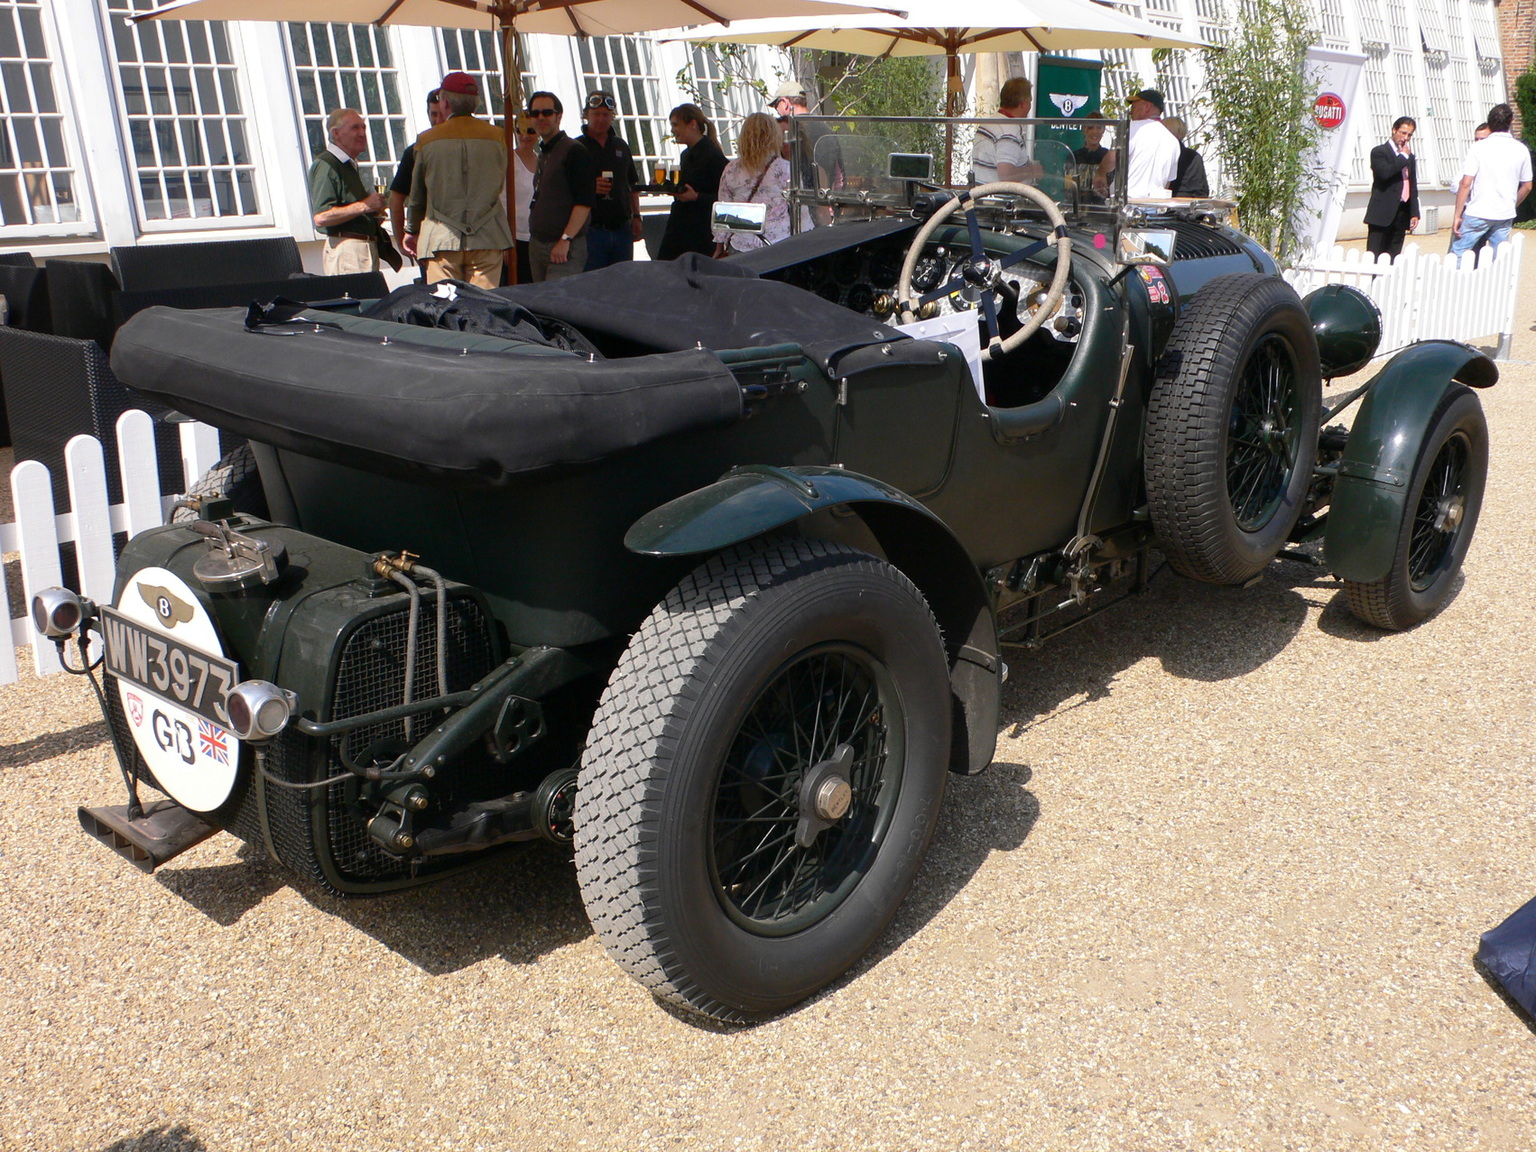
[198,718,231,765]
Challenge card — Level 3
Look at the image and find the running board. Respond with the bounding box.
[78,800,219,874]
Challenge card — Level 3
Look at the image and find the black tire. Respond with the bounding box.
[1344,387,1488,630]
[1146,273,1322,584]
[574,538,951,1022]
[170,440,268,524]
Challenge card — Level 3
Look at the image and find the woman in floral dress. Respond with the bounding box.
[712,112,793,257]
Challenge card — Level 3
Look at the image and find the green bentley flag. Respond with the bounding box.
[1034,56,1103,191]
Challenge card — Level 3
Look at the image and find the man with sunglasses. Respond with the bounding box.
[404,71,514,288]
[526,91,596,281]
[577,90,643,270]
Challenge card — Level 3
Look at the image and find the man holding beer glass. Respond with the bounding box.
[577,90,643,270]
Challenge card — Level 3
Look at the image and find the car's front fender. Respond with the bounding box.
[1325,340,1496,583]
[627,465,1001,776]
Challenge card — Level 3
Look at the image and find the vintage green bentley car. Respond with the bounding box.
[36,117,1494,1022]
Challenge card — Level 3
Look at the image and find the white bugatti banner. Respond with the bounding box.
[1297,46,1368,259]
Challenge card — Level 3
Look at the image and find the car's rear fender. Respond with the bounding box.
[626,465,999,776]
[1324,340,1496,583]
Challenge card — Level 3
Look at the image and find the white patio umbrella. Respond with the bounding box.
[132,0,903,278]
[680,0,1208,163]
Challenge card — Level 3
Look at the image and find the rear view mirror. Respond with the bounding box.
[888,153,934,182]
[712,201,767,234]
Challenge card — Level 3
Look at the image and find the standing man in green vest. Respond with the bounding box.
[307,108,398,274]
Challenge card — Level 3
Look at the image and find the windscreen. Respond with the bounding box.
[780,115,1129,235]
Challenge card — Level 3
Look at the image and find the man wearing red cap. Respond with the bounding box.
[404,71,514,288]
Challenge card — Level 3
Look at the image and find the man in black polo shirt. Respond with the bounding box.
[577,90,643,270]
[388,88,447,265]
[527,90,596,281]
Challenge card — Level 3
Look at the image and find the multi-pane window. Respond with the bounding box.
[286,22,405,191]
[0,0,84,231]
[1352,51,1391,185]
[1448,57,1475,136]
[1391,49,1425,173]
[1317,0,1349,48]
[1468,0,1501,63]
[105,0,261,225]
[438,29,535,124]
[578,36,667,172]
[1097,49,1139,112]
[1385,0,1414,49]
[1141,0,1184,33]
[1420,59,1452,187]
[1357,3,1389,49]
[1154,52,1192,118]
[688,44,765,156]
[1417,3,1448,57]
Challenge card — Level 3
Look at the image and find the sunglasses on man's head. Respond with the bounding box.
[585,93,616,111]
[528,107,558,116]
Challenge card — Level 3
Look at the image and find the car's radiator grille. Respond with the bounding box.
[324,593,498,883]
[99,591,498,891]
[1167,219,1249,260]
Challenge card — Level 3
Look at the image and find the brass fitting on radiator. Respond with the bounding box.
[372,550,421,578]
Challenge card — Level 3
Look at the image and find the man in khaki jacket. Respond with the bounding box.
[403,71,514,287]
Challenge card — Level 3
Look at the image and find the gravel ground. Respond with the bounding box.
[3,240,1535,1152]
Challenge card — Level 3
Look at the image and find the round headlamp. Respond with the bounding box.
[31,587,87,639]
[226,680,297,742]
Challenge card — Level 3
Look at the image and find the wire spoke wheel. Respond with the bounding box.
[1226,333,1302,531]
[1407,432,1470,591]
[576,539,950,1021]
[712,645,903,936]
[1343,387,1488,630]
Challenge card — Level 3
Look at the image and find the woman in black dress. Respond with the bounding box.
[657,103,727,260]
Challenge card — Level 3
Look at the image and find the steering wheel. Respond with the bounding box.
[897,181,1073,360]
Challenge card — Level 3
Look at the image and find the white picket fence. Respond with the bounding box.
[1284,233,1524,360]
[2,410,219,685]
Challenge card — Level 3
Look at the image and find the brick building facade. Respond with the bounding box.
[1499,0,1534,135]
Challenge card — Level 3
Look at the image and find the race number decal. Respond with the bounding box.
[106,567,241,813]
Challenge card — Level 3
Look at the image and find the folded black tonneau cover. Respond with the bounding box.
[110,304,745,485]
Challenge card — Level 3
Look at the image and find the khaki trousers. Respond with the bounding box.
[424,249,503,288]
[322,236,379,275]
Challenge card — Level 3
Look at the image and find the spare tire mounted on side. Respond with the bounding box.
[1145,273,1322,585]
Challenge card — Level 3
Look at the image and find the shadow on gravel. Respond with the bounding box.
[997,557,1328,734]
[1473,955,1536,1038]
[1314,571,1468,641]
[100,1124,206,1152]
[0,719,110,769]
[776,761,1041,1026]
[159,838,590,972]
[155,849,288,927]
[310,842,591,974]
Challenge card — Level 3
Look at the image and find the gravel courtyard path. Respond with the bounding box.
[2,239,1534,1152]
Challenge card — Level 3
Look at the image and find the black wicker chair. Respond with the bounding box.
[0,327,183,507]
[0,262,51,332]
[45,259,120,348]
[0,261,52,445]
[0,251,36,267]
[110,237,303,292]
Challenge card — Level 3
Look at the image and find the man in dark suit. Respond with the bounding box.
[1364,116,1419,260]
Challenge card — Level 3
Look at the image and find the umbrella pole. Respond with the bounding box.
[502,16,521,285]
[944,51,960,186]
